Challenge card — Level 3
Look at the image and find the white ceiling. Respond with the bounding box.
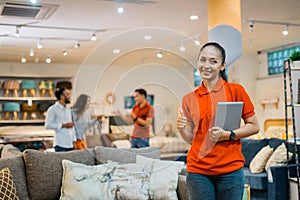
[0,0,299,64]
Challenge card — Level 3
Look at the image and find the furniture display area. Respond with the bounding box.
[101,116,190,160]
[241,138,290,200]
[0,75,72,149]
[0,144,188,200]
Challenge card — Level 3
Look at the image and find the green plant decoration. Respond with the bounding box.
[289,51,300,61]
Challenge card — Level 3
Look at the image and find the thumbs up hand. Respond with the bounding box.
[176,106,187,130]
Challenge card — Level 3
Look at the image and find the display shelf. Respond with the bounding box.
[0,120,45,124]
[284,59,300,198]
[0,97,56,101]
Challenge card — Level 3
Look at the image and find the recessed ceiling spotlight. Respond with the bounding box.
[63,50,68,56]
[113,49,121,54]
[156,51,163,58]
[144,35,152,40]
[117,6,124,14]
[29,48,34,57]
[74,41,80,48]
[30,0,37,3]
[248,21,254,33]
[194,40,200,46]
[190,15,199,20]
[91,33,97,41]
[179,46,186,52]
[45,57,52,64]
[37,39,43,49]
[282,25,289,36]
[21,57,26,63]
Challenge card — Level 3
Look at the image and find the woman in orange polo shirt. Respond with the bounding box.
[177,42,259,200]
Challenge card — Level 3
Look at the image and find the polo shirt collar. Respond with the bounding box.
[196,78,226,95]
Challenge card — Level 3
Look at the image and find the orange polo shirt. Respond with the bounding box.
[182,78,255,175]
[131,102,154,138]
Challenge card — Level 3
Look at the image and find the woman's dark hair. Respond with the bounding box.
[134,88,147,98]
[72,94,90,120]
[199,42,228,82]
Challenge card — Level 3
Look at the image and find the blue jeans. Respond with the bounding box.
[54,145,73,152]
[130,138,149,148]
[187,169,244,200]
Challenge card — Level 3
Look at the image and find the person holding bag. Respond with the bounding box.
[72,94,97,150]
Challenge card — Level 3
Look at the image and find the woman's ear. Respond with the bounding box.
[221,62,226,71]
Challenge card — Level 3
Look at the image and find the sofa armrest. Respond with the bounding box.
[177,175,188,200]
[267,165,288,200]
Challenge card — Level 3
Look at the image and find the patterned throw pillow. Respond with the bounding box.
[60,160,151,200]
[265,143,293,171]
[136,155,185,200]
[0,168,19,200]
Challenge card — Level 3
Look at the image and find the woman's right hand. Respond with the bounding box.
[176,107,187,130]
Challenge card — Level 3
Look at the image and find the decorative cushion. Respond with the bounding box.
[136,155,185,200]
[241,138,269,167]
[1,144,22,158]
[105,133,129,141]
[0,156,29,200]
[20,103,38,112]
[0,168,19,200]
[60,160,151,200]
[249,145,274,173]
[3,103,20,112]
[265,143,292,171]
[21,80,36,89]
[112,140,131,148]
[23,149,95,200]
[94,146,160,164]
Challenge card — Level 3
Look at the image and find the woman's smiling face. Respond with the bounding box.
[197,45,226,82]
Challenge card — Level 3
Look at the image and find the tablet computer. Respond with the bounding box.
[214,102,244,131]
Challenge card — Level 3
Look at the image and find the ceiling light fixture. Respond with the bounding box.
[74,41,80,48]
[179,44,186,52]
[29,48,34,57]
[91,33,97,41]
[248,21,254,33]
[117,6,124,14]
[63,50,68,56]
[30,0,37,3]
[45,57,52,64]
[113,49,121,54]
[21,57,26,63]
[190,15,199,20]
[144,35,152,40]
[194,40,200,46]
[156,51,163,59]
[37,39,43,49]
[282,25,289,36]
[15,26,20,37]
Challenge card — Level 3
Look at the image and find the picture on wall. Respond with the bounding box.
[124,94,154,109]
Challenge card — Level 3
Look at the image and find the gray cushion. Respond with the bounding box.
[0,156,29,200]
[95,146,160,164]
[23,149,95,200]
[1,144,22,158]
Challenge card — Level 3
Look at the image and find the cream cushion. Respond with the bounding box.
[265,143,292,171]
[136,155,185,200]
[250,145,274,173]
